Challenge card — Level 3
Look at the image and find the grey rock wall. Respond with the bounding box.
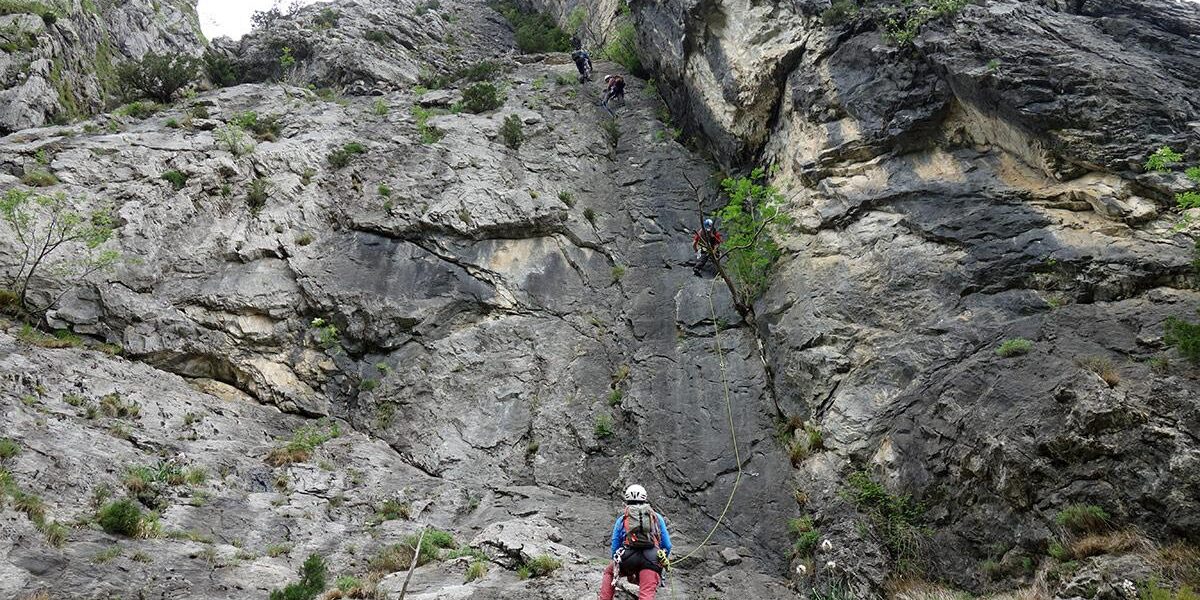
[0,0,205,133]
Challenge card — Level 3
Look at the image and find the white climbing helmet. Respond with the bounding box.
[605,74,615,82]
[624,484,648,504]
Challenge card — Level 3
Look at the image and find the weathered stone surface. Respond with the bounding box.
[0,0,205,133]
[3,0,1200,598]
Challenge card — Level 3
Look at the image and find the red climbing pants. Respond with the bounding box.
[598,563,660,600]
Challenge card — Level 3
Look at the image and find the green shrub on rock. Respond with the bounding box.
[115,52,199,103]
[327,142,366,168]
[460,82,503,114]
[996,338,1033,357]
[499,114,523,150]
[270,553,327,600]
[1165,314,1200,365]
[97,499,144,536]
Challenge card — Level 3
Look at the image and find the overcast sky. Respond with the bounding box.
[197,0,319,40]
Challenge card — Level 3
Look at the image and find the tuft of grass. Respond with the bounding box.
[373,498,410,522]
[611,264,626,282]
[1077,356,1120,387]
[1165,315,1200,364]
[265,420,341,466]
[183,467,207,486]
[327,142,367,169]
[266,542,292,557]
[843,471,927,570]
[594,413,614,439]
[99,393,140,419]
[465,559,488,582]
[411,106,445,144]
[97,499,149,537]
[1069,529,1152,559]
[161,170,187,190]
[558,190,573,206]
[996,338,1033,357]
[788,516,821,557]
[517,554,561,578]
[0,438,20,461]
[21,169,58,187]
[1055,504,1111,535]
[247,178,271,214]
[583,207,596,224]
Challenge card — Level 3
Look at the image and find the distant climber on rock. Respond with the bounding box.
[692,218,723,276]
[599,484,672,600]
[571,49,593,83]
[602,74,626,107]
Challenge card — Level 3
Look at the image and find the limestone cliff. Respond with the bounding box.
[0,0,205,132]
[1,0,1199,598]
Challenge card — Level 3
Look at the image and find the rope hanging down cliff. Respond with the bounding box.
[669,276,744,568]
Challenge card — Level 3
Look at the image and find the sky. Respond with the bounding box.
[197,0,319,40]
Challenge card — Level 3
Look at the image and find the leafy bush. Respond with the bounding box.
[460,82,503,113]
[115,52,199,103]
[0,189,117,314]
[160,170,187,190]
[216,123,253,156]
[412,106,445,144]
[270,553,327,600]
[822,0,859,24]
[97,499,144,536]
[327,142,366,169]
[313,7,339,28]
[1165,315,1200,364]
[716,167,790,309]
[246,178,270,213]
[1055,504,1111,535]
[231,111,282,141]
[500,114,523,150]
[202,49,239,87]
[459,60,502,82]
[364,29,390,44]
[1178,191,1200,210]
[601,21,642,74]
[1146,146,1183,173]
[493,0,570,53]
[996,338,1033,357]
[114,100,161,119]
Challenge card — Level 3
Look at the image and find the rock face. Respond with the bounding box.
[527,0,1200,594]
[0,0,205,133]
[2,0,1200,598]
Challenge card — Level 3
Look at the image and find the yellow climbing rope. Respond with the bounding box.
[669,277,744,567]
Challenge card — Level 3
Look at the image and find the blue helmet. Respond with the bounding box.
[703,218,714,230]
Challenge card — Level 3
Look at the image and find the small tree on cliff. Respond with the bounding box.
[0,189,118,316]
[686,168,790,317]
[115,52,199,103]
